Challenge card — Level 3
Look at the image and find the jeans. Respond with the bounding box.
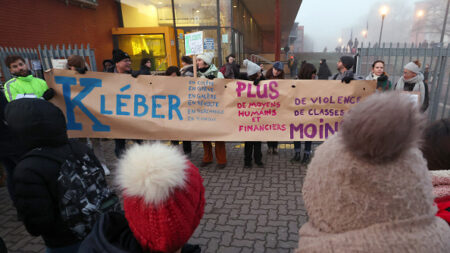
[46,242,81,253]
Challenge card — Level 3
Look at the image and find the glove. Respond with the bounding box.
[131,71,140,78]
[253,78,261,86]
[205,74,215,80]
[377,74,388,82]
[341,72,354,84]
[75,67,87,74]
[42,88,55,100]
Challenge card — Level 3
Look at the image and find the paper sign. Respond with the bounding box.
[184,31,203,56]
[222,34,228,43]
[204,38,215,50]
[51,59,68,70]
[45,70,376,141]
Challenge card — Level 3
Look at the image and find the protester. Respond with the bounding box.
[220,54,240,79]
[196,52,226,168]
[394,60,429,112]
[424,64,430,85]
[67,55,88,74]
[422,118,450,225]
[265,61,284,155]
[330,55,359,83]
[133,58,152,76]
[242,59,264,168]
[79,142,204,253]
[102,59,114,72]
[288,56,298,78]
[365,60,392,91]
[296,92,450,252]
[3,55,54,101]
[292,63,316,164]
[5,98,119,253]
[180,56,194,77]
[317,59,331,80]
[67,55,110,175]
[108,49,138,158]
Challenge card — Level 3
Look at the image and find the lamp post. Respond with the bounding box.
[378,6,389,46]
[440,0,450,44]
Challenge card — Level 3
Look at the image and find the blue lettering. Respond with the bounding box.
[55,76,110,132]
[134,94,149,117]
[152,95,166,119]
[168,95,183,120]
[116,94,131,116]
[100,95,113,115]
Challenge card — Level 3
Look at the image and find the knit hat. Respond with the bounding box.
[112,49,130,63]
[339,55,354,70]
[116,142,205,253]
[197,52,214,65]
[404,61,421,74]
[243,59,261,76]
[273,61,284,71]
[296,92,450,253]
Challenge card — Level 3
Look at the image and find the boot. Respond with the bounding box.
[291,152,301,162]
[272,148,278,155]
[301,152,311,164]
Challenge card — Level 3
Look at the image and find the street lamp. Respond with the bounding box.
[416,9,425,18]
[361,30,368,39]
[338,38,343,44]
[378,5,389,46]
[415,9,425,44]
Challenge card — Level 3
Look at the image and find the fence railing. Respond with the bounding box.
[356,42,450,121]
[0,44,97,84]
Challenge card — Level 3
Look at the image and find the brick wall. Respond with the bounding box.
[0,0,119,71]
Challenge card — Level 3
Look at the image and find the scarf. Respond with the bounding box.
[395,73,425,106]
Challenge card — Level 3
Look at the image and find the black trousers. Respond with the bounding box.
[171,141,192,154]
[115,139,143,158]
[244,142,262,165]
[267,142,278,149]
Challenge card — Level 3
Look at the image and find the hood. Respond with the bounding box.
[79,212,143,253]
[5,98,68,149]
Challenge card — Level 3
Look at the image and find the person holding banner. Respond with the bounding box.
[365,60,391,91]
[196,52,227,169]
[265,61,285,155]
[292,63,316,164]
[394,60,429,112]
[331,56,357,83]
[242,59,265,168]
[180,56,194,78]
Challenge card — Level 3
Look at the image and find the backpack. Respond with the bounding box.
[24,143,121,239]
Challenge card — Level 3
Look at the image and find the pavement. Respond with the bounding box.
[0,140,313,253]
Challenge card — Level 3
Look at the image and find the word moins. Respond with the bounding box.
[55,76,183,132]
[290,119,339,140]
[236,81,279,100]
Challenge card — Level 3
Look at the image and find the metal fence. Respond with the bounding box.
[356,42,450,121]
[0,43,97,84]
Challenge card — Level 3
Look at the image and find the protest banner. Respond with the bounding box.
[45,69,376,141]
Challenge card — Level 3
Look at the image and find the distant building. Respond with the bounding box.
[289,23,304,53]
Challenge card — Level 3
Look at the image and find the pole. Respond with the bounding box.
[378,15,385,46]
[171,0,180,67]
[440,0,450,44]
[193,55,197,77]
[275,0,281,61]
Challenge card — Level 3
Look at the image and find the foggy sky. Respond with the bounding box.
[295,0,421,52]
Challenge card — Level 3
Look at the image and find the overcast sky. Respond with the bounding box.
[295,0,423,51]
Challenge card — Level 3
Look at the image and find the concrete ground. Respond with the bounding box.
[0,140,312,253]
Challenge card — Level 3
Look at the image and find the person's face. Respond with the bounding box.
[9,59,29,77]
[69,66,76,71]
[145,60,151,68]
[170,72,178,77]
[181,61,188,67]
[272,68,281,77]
[116,58,131,73]
[311,73,317,80]
[104,61,113,70]
[372,62,384,76]
[197,58,207,69]
[403,69,417,80]
[337,60,344,71]
[228,57,235,64]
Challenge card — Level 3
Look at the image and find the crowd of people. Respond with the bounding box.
[0,48,448,253]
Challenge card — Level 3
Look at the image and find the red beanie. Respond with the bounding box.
[116,142,205,253]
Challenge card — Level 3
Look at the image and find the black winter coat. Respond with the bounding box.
[4,99,89,248]
[0,91,24,158]
[79,212,201,253]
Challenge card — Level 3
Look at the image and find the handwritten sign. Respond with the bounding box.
[45,69,376,141]
[184,31,203,56]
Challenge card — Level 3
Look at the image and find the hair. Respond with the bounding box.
[102,59,114,66]
[140,58,151,67]
[265,67,285,79]
[67,55,86,69]
[413,60,422,68]
[5,55,25,68]
[421,118,450,171]
[298,63,317,80]
[225,54,236,62]
[372,60,385,68]
[181,56,193,65]
[165,66,180,76]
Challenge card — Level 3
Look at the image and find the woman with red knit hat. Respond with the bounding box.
[79,142,205,253]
